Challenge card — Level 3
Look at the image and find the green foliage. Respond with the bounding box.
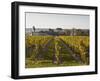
[59,36,89,64]
[25,36,90,68]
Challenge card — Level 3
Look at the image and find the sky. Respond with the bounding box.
[25,12,89,29]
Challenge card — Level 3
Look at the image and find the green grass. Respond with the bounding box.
[25,58,84,68]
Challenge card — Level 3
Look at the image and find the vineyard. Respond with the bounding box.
[25,35,89,68]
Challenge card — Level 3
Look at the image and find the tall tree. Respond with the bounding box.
[33,26,35,32]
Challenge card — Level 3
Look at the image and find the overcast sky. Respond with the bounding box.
[25,12,89,29]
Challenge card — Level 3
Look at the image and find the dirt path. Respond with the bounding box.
[40,36,83,64]
[57,37,83,64]
[42,37,54,51]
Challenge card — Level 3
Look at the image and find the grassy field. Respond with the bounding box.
[25,58,83,68]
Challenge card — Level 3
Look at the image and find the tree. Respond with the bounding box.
[33,26,35,32]
[56,28,62,31]
[49,28,54,32]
